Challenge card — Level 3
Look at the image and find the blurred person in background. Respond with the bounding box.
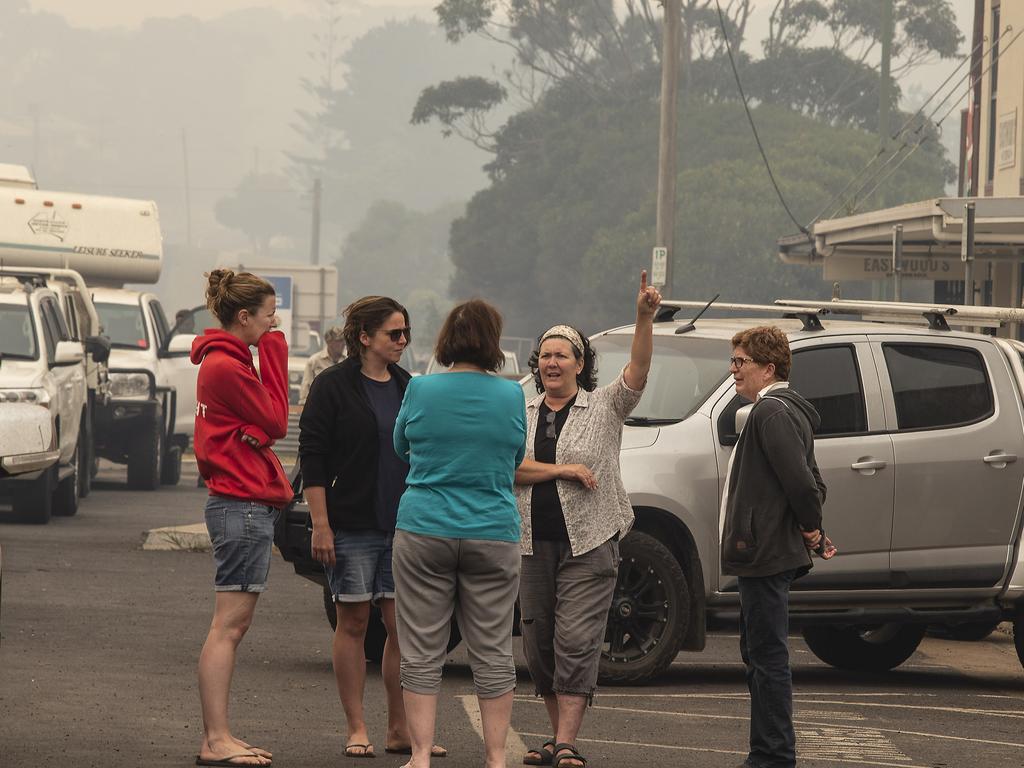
[298,325,346,405]
[191,269,291,767]
[392,299,526,768]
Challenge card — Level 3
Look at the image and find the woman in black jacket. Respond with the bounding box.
[299,295,444,760]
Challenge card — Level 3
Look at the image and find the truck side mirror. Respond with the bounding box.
[734,403,753,435]
[53,340,85,366]
[163,333,195,356]
[85,335,111,364]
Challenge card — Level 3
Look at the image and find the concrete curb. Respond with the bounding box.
[142,523,211,552]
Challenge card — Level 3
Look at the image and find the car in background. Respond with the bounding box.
[424,350,522,380]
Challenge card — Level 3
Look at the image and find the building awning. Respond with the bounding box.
[778,197,1024,280]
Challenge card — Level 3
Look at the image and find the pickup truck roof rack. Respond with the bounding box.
[0,270,48,291]
[656,301,826,333]
[658,298,1024,332]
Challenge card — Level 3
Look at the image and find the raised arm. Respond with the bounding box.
[623,269,662,392]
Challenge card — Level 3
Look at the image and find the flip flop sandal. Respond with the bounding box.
[523,739,557,766]
[344,743,376,758]
[195,754,267,767]
[553,743,587,768]
[384,745,448,757]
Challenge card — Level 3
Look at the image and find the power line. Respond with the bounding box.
[713,0,808,236]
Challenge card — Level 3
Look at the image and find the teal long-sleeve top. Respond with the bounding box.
[394,371,526,542]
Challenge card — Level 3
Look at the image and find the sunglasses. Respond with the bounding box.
[381,326,411,342]
[545,410,557,439]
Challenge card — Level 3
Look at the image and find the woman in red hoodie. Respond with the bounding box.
[190,269,291,768]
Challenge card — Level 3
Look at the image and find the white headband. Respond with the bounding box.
[540,325,584,356]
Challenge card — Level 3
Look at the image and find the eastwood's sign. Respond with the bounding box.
[823,255,966,281]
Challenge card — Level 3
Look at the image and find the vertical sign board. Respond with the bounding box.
[651,247,668,287]
[261,274,294,344]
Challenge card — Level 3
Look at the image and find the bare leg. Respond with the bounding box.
[401,690,438,768]
[553,694,588,767]
[479,691,514,768]
[197,592,269,765]
[334,601,373,754]
[379,600,408,745]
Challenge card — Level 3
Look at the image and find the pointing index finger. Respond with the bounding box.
[640,269,648,292]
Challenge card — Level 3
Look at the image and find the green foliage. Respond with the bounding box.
[448,92,950,337]
[411,77,508,146]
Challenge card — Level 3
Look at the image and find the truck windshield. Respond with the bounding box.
[590,335,729,424]
[0,305,38,360]
[96,302,149,349]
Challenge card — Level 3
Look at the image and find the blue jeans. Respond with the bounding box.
[738,569,798,768]
[325,529,395,603]
[204,495,278,592]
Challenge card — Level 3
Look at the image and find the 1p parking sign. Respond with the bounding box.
[651,247,668,287]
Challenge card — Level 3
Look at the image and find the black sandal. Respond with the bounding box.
[523,739,556,766]
[553,743,587,768]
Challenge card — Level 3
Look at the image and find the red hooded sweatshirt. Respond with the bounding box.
[190,329,292,508]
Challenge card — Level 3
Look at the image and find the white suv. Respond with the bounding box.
[0,274,89,522]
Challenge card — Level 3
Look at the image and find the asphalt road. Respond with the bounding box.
[2,463,1024,768]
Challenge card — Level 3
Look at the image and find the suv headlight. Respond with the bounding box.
[289,371,302,385]
[108,372,151,399]
[0,388,51,406]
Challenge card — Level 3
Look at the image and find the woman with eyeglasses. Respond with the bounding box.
[299,296,445,760]
[514,271,661,768]
[392,299,526,768]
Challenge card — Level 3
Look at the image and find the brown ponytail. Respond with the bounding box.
[205,269,276,328]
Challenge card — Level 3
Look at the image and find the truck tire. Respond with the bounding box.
[161,445,182,486]
[598,531,690,685]
[1014,617,1024,669]
[802,624,926,671]
[13,467,54,524]
[127,414,162,491]
[53,440,81,517]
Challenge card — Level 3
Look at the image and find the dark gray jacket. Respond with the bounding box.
[721,386,826,578]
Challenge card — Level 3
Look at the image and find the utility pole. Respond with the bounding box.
[878,0,894,149]
[310,178,322,266]
[654,0,681,296]
[181,128,193,248]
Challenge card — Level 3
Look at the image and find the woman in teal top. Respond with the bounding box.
[392,299,525,768]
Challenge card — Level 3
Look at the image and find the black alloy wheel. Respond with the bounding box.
[599,531,689,685]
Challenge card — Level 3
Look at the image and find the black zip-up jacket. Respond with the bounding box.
[298,356,411,532]
[721,386,826,578]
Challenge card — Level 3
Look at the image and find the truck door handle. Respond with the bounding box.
[983,452,1017,467]
[851,458,887,474]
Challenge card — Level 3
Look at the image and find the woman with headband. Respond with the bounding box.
[515,271,661,768]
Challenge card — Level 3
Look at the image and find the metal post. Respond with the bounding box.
[892,224,903,301]
[654,0,680,295]
[310,178,322,266]
[962,202,977,307]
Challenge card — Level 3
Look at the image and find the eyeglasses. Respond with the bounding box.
[545,411,557,439]
[381,327,411,342]
[728,356,758,370]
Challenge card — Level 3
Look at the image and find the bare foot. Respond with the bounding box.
[200,736,271,766]
[233,739,272,760]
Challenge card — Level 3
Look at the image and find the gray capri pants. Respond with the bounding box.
[392,529,521,698]
[519,537,619,698]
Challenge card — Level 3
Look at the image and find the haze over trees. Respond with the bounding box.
[412,0,961,334]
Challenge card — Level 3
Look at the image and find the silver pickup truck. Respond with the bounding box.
[277,297,1024,684]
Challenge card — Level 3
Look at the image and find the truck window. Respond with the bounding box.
[882,343,993,430]
[39,297,69,360]
[789,345,867,436]
[62,295,80,340]
[96,302,149,349]
[590,335,728,422]
[0,305,39,360]
[149,300,170,348]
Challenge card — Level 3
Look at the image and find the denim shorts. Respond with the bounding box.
[326,529,395,604]
[204,495,279,593]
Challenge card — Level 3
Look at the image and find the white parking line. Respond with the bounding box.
[519,700,1024,751]
[518,730,933,768]
[458,694,528,762]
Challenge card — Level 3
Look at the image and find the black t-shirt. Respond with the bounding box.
[530,395,576,542]
[360,374,408,530]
